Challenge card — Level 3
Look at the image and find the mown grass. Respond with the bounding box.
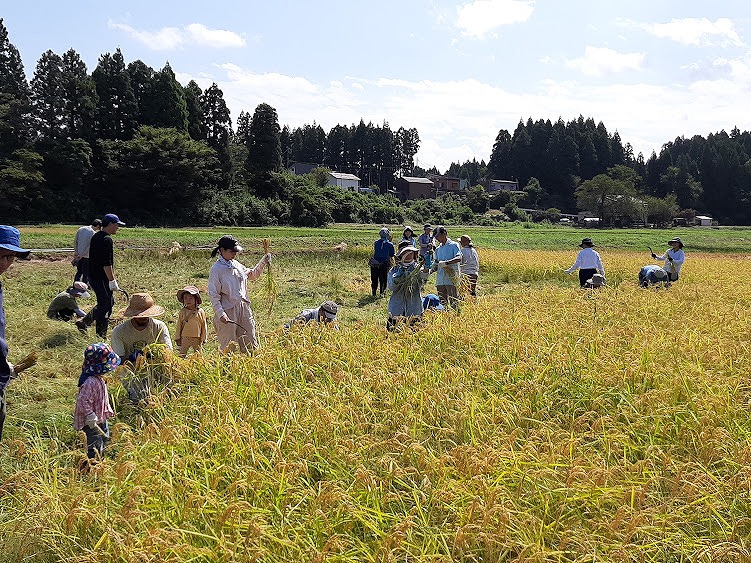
[0,226,750,561]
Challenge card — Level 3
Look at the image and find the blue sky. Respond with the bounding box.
[4,1,750,171]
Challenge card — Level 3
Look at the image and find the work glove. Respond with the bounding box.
[7,362,16,380]
[220,313,230,324]
[127,350,143,363]
[108,279,120,291]
[651,253,657,259]
[84,412,99,429]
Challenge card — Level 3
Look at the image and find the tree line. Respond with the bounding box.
[2,18,751,226]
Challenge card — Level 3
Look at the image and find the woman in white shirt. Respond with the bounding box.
[459,235,479,297]
[564,237,605,288]
[208,235,271,353]
[652,237,685,282]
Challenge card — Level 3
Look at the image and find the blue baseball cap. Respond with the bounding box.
[102,213,126,227]
[0,225,30,259]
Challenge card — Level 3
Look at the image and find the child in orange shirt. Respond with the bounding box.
[175,286,208,357]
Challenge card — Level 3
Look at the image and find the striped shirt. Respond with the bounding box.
[73,375,114,430]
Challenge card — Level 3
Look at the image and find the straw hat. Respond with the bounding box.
[121,293,165,318]
[176,285,202,305]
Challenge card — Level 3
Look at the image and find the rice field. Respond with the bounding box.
[0,226,750,562]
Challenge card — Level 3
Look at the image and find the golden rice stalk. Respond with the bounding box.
[261,238,277,316]
[12,351,37,375]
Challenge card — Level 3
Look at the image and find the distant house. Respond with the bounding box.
[696,215,713,227]
[428,175,462,195]
[395,176,435,201]
[488,179,520,192]
[327,172,361,191]
[287,162,320,175]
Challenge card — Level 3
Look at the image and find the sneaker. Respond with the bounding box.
[75,320,88,333]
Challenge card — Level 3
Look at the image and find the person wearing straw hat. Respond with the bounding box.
[652,237,685,282]
[564,237,605,288]
[387,245,424,330]
[431,225,462,308]
[110,293,172,362]
[286,300,340,330]
[208,235,272,353]
[175,285,208,357]
[459,234,479,297]
[47,281,96,329]
[0,225,31,441]
[73,342,120,460]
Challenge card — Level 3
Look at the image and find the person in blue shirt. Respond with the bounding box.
[431,225,462,308]
[0,226,30,441]
[370,227,395,297]
[638,264,669,288]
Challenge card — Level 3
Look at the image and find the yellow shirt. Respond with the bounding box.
[176,307,208,341]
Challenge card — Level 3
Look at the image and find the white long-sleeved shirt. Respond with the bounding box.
[73,226,95,258]
[208,256,266,318]
[655,248,685,277]
[565,247,605,276]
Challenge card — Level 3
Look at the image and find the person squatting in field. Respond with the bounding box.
[652,237,685,282]
[208,235,272,353]
[639,265,670,288]
[47,281,96,331]
[286,300,339,330]
[0,226,30,441]
[370,227,395,297]
[387,245,424,331]
[564,237,605,288]
[431,225,462,308]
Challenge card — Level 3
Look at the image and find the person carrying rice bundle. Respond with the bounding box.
[387,245,424,331]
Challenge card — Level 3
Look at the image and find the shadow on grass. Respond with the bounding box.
[357,294,383,307]
[40,330,81,349]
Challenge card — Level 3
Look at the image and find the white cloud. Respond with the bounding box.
[642,18,743,47]
[108,21,245,50]
[456,0,535,39]
[178,55,751,172]
[184,23,246,48]
[565,46,645,76]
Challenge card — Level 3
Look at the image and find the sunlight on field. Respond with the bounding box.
[1,248,750,561]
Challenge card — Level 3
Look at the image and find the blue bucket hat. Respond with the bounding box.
[78,343,121,386]
[0,226,30,259]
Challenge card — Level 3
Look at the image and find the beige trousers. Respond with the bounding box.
[178,337,203,357]
[214,302,258,353]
